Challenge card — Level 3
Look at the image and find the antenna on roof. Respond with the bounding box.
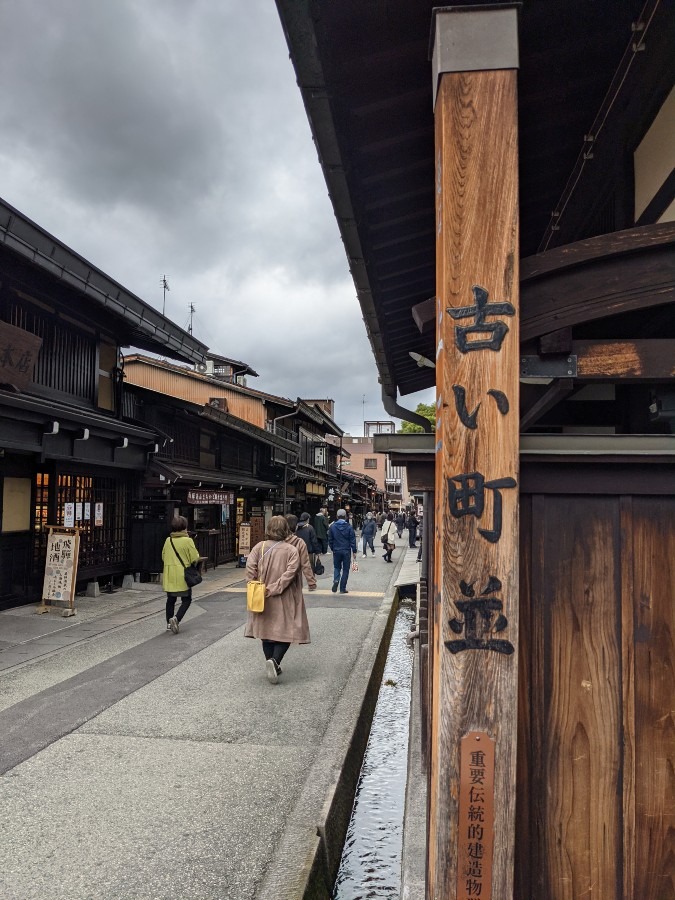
[188,302,195,335]
[160,275,170,316]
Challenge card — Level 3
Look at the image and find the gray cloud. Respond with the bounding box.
[0,0,432,435]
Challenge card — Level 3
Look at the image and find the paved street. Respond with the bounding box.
[0,540,409,899]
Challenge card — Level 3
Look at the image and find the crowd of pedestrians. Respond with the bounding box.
[161,504,422,685]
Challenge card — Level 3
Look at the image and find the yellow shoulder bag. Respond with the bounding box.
[246,541,267,613]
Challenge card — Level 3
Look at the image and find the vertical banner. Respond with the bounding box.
[238,522,251,556]
[430,7,520,898]
[94,502,104,527]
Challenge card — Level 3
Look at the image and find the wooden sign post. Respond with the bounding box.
[36,526,81,617]
[429,6,520,898]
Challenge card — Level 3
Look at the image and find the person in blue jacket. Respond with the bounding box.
[328,508,357,594]
[361,512,377,558]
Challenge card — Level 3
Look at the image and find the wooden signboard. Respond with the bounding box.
[36,526,81,617]
[430,7,520,898]
[0,319,42,391]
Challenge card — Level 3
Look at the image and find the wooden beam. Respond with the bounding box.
[412,296,435,334]
[430,6,520,898]
[520,379,574,432]
[521,223,675,341]
[574,339,675,379]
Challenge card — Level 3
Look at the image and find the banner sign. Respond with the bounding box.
[188,489,234,505]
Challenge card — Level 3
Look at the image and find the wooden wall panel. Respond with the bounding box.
[515,494,533,898]
[630,497,675,898]
[519,486,675,899]
[523,494,623,900]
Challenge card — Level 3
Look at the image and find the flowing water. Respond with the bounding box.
[333,600,415,899]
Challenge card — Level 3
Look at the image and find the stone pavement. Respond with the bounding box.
[0,542,407,899]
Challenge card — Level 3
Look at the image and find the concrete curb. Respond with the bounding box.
[255,551,407,900]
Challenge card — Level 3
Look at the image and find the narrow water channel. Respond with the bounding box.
[333,600,415,899]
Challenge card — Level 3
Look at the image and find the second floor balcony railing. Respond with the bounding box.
[265,421,297,443]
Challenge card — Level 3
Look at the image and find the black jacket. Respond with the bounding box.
[296,522,320,554]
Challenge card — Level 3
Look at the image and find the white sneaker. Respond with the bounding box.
[169,616,179,634]
[266,659,279,684]
[362,554,367,558]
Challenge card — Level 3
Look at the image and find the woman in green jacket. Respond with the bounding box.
[162,516,200,633]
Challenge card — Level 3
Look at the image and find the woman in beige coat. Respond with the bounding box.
[245,516,312,684]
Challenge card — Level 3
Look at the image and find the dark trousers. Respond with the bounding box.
[362,535,375,554]
[317,537,328,554]
[262,640,290,665]
[166,593,192,623]
[332,549,351,591]
[408,528,417,547]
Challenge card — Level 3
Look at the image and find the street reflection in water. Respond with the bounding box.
[333,601,415,899]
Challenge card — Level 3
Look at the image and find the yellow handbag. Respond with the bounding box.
[246,541,267,613]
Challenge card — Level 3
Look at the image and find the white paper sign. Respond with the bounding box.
[84,502,91,520]
[94,502,103,527]
[64,503,75,528]
[75,502,83,521]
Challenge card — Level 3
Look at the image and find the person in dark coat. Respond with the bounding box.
[313,507,329,553]
[361,512,377,558]
[395,511,406,539]
[406,511,419,548]
[296,512,320,564]
[328,509,357,593]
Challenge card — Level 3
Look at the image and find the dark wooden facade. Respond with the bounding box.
[124,384,299,569]
[0,198,206,606]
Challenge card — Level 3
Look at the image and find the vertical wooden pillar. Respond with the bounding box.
[429,6,520,899]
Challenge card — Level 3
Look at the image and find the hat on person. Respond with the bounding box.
[336,509,347,519]
[366,512,373,519]
[299,512,311,522]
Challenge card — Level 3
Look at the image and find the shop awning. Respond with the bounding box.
[150,459,279,490]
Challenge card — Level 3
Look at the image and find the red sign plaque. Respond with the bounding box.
[457,731,496,899]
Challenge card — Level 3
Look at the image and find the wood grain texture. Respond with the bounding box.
[630,497,675,899]
[518,484,675,899]
[573,339,675,379]
[542,497,622,900]
[431,68,519,898]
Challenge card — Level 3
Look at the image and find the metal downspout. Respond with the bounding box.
[381,386,434,433]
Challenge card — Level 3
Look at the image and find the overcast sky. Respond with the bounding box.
[0,0,433,435]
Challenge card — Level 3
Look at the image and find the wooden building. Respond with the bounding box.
[124,356,345,524]
[122,384,300,570]
[0,198,207,608]
[276,1,674,898]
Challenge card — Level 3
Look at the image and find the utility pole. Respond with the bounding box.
[362,394,366,434]
[160,275,170,316]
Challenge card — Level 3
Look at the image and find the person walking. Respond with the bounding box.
[314,507,329,554]
[245,516,308,684]
[406,511,419,548]
[395,511,406,539]
[328,508,357,593]
[381,512,397,563]
[361,512,377,558]
[285,514,318,593]
[296,511,320,554]
[162,516,200,634]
